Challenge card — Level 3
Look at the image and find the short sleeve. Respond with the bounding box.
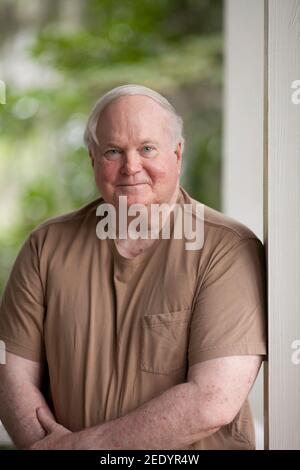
[188,237,268,367]
[0,233,46,362]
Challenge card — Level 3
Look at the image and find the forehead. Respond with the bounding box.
[96,95,173,143]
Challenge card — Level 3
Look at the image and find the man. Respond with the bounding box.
[0,84,267,450]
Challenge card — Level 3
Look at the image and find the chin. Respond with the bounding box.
[124,195,151,207]
[113,185,153,206]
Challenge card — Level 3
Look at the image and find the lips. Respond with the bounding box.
[117,183,148,186]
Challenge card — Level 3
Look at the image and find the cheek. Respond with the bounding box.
[147,158,178,182]
[95,162,119,184]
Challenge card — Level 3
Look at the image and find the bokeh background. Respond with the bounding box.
[0,0,223,448]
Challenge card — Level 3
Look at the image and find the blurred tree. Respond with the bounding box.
[0,0,223,293]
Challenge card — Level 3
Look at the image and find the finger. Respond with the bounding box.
[36,407,59,434]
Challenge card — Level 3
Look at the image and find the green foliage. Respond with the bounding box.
[0,0,223,294]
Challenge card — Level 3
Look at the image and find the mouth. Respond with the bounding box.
[117,183,148,187]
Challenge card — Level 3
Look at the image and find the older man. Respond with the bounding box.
[0,84,267,450]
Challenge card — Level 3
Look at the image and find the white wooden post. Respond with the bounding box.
[223,0,265,449]
[224,0,300,450]
[265,0,300,450]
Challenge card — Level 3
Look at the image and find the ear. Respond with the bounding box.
[88,146,95,168]
[174,140,183,174]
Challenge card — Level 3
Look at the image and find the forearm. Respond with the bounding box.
[0,365,53,449]
[75,382,221,450]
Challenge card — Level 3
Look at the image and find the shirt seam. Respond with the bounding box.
[204,222,258,241]
[30,198,102,234]
[190,341,267,354]
[0,335,44,354]
[192,237,264,309]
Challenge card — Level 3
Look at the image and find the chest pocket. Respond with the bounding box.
[140,309,191,375]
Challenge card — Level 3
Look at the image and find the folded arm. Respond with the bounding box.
[74,383,221,450]
[71,355,262,450]
[32,354,262,450]
[2,352,262,450]
[0,352,56,449]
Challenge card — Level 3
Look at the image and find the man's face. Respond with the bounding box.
[89,95,182,207]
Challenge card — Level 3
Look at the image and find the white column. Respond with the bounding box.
[224,0,300,450]
[266,0,300,450]
[223,0,265,449]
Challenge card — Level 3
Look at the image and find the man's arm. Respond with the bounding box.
[34,354,262,450]
[73,355,261,450]
[76,384,221,450]
[0,351,56,449]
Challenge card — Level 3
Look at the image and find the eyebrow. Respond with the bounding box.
[140,140,159,145]
[102,140,159,148]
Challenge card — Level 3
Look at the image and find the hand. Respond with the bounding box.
[29,407,74,450]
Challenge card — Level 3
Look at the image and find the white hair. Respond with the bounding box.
[83,84,185,154]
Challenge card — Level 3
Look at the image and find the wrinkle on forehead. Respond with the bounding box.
[96,95,174,147]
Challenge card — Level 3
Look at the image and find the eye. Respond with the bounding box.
[141,145,156,156]
[104,149,122,159]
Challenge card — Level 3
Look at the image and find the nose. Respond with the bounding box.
[120,150,142,176]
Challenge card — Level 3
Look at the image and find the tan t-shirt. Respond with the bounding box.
[0,185,267,450]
